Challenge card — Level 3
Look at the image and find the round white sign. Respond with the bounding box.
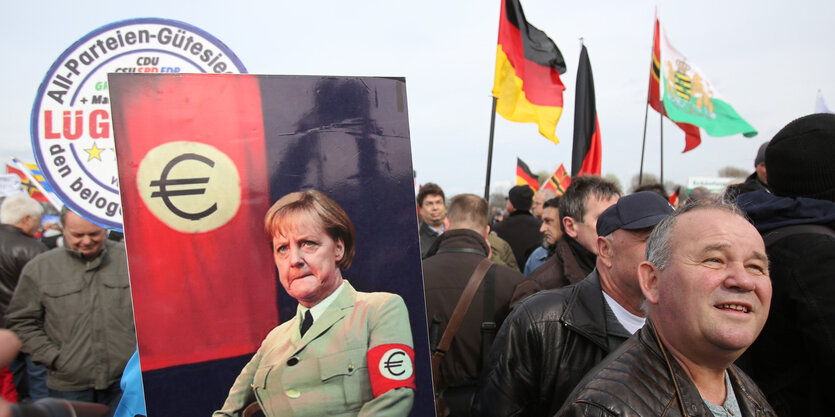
[31,18,246,230]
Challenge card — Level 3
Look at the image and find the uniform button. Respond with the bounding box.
[287,357,299,366]
[348,364,354,372]
[286,389,301,399]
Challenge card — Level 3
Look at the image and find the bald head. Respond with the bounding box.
[447,194,489,234]
[62,209,107,259]
[533,189,557,219]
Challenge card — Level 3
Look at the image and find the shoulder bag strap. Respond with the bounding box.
[431,257,494,389]
[480,264,497,369]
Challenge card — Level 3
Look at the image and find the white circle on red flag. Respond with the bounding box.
[136,141,241,233]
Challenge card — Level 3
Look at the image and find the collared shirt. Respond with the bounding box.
[523,245,550,276]
[601,291,645,334]
[297,281,346,322]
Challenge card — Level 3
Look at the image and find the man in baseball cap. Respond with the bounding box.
[474,192,673,417]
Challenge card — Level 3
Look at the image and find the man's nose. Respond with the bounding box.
[725,262,757,292]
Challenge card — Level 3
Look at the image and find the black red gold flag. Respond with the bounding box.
[648,17,702,152]
[669,185,681,207]
[572,45,602,176]
[516,157,540,189]
[493,0,566,143]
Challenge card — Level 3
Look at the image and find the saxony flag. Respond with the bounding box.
[659,23,757,138]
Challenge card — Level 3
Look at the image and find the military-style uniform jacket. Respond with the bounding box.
[213,281,415,417]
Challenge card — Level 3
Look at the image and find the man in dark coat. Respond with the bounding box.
[0,194,48,402]
[474,192,672,417]
[417,182,447,259]
[0,195,46,327]
[492,185,541,270]
[513,176,620,303]
[423,194,525,395]
[736,113,835,416]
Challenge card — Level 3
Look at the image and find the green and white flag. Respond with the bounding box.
[659,25,757,138]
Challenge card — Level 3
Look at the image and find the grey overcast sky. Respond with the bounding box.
[2,0,833,197]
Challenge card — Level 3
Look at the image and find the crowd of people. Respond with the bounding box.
[0,114,833,417]
[421,113,835,416]
[0,197,135,416]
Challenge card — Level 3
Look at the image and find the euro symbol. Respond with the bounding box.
[149,153,218,221]
[383,351,406,376]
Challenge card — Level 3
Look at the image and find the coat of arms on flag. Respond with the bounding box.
[658,23,757,138]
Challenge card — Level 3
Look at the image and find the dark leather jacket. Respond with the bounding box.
[557,322,776,417]
[474,271,629,417]
[511,236,588,305]
[0,224,47,327]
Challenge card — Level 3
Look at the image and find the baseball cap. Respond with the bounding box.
[596,191,674,236]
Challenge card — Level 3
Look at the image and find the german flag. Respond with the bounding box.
[669,185,681,207]
[648,17,701,153]
[493,0,566,143]
[540,163,571,196]
[516,157,540,190]
[572,45,602,176]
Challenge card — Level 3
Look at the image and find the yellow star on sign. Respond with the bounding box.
[85,143,105,161]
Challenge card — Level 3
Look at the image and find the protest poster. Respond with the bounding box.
[109,73,432,416]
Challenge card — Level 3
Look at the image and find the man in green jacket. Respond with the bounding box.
[6,207,135,414]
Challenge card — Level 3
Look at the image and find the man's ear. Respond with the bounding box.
[638,261,660,305]
[597,236,613,268]
[18,214,32,227]
[563,216,579,239]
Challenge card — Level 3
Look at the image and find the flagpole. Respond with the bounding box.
[642,9,657,187]
[639,104,649,186]
[659,107,664,184]
[484,97,498,201]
